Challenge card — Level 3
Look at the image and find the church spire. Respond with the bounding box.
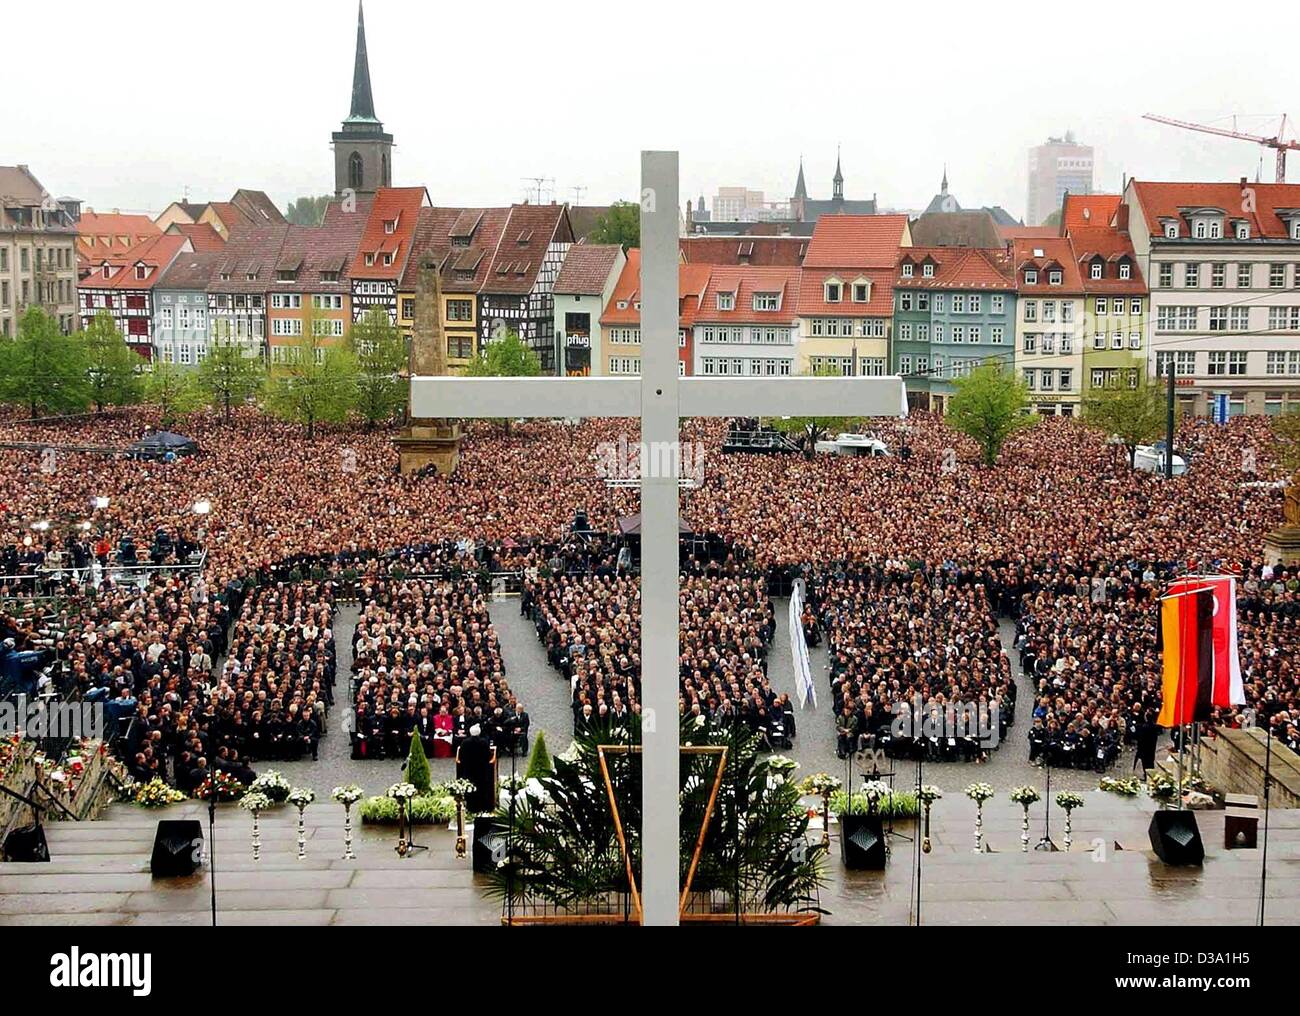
[794,156,808,200]
[832,145,844,201]
[348,1,378,122]
[941,163,948,194]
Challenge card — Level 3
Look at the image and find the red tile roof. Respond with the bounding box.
[350,187,430,281]
[679,236,807,267]
[77,212,161,265]
[1062,194,1122,233]
[1011,237,1086,293]
[895,246,1015,291]
[156,251,225,291]
[1065,226,1146,294]
[166,222,225,252]
[207,225,291,293]
[272,201,370,294]
[479,204,574,296]
[81,234,189,290]
[599,253,714,329]
[997,224,1057,240]
[1129,180,1300,239]
[554,243,623,296]
[799,268,895,315]
[695,266,801,325]
[803,214,909,269]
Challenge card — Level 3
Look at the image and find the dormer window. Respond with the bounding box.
[219,272,231,282]
[1048,270,1062,286]
[717,292,735,311]
[824,281,842,303]
[1236,221,1250,240]
[135,264,148,280]
[922,263,934,278]
[383,217,398,235]
[752,292,779,311]
[383,252,394,266]
[1194,221,1206,239]
[1025,269,1038,285]
[321,270,340,283]
[852,282,870,302]
[616,300,628,310]
[245,272,256,281]
[901,263,914,278]
[1090,261,1102,280]
[102,264,112,279]
[1164,222,1179,239]
[1210,221,1221,239]
[1119,262,1131,280]
[364,253,375,266]
[1293,221,1300,240]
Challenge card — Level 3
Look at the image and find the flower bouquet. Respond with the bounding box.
[287,787,315,859]
[332,784,364,861]
[193,770,245,802]
[1055,791,1085,851]
[135,777,186,808]
[964,783,995,854]
[1009,785,1041,852]
[247,770,291,804]
[798,773,843,848]
[239,791,271,861]
[1099,776,1141,797]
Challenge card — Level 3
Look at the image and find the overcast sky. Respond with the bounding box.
[7,0,1297,221]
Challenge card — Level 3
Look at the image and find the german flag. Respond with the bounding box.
[1156,576,1245,727]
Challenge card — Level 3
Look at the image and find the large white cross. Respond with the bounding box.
[412,151,907,925]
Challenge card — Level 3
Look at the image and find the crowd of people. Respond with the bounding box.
[1,403,1297,776]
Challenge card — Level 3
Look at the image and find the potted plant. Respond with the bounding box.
[287,786,315,859]
[766,756,799,784]
[964,782,995,854]
[1009,785,1041,852]
[331,784,364,860]
[239,790,271,861]
[387,782,419,857]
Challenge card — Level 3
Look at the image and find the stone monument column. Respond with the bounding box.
[1264,472,1300,565]
[394,255,462,475]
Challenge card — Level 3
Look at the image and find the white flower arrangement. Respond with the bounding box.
[1055,791,1085,811]
[860,779,891,804]
[287,786,316,808]
[444,778,477,801]
[1009,785,1041,807]
[917,785,943,805]
[331,784,364,806]
[1098,776,1141,797]
[798,772,843,797]
[386,782,419,801]
[964,782,995,804]
[248,770,291,803]
[239,791,271,813]
[766,755,799,774]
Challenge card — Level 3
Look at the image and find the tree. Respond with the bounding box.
[769,363,862,459]
[525,730,553,781]
[463,330,542,434]
[346,306,407,427]
[196,321,265,422]
[82,311,143,413]
[588,201,640,251]
[262,306,358,438]
[1082,372,1166,467]
[144,360,204,428]
[946,361,1035,466]
[406,733,432,795]
[1275,408,1300,474]
[0,307,91,419]
[284,195,332,226]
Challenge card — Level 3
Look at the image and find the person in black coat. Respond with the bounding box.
[456,725,497,813]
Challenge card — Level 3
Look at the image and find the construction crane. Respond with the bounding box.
[1143,113,1300,183]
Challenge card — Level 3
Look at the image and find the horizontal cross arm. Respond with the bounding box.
[410,376,640,419]
[678,376,909,418]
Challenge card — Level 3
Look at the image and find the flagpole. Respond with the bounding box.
[1258,721,1272,926]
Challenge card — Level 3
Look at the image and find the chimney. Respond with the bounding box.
[1240,176,1248,190]
[1115,203,1130,233]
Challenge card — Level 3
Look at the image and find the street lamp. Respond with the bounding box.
[91,496,109,510]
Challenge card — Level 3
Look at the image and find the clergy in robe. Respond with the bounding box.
[456,724,497,813]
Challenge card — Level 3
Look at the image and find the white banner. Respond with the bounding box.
[790,579,816,709]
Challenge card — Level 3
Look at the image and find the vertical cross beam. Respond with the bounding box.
[639,151,680,926]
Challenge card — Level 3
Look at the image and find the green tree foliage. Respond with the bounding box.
[262,307,358,438]
[463,330,542,434]
[406,733,432,794]
[1082,372,1167,467]
[144,360,204,429]
[946,361,1035,466]
[1274,408,1300,474]
[82,311,143,412]
[196,321,265,422]
[346,306,407,427]
[525,730,553,781]
[0,307,91,418]
[588,201,640,251]
[284,195,332,226]
[769,363,862,459]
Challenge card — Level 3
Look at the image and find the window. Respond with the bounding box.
[1129,331,1141,349]
[1059,369,1072,391]
[917,293,930,311]
[1158,263,1173,287]
[902,263,914,278]
[1023,368,1035,389]
[1156,306,1197,332]
[824,283,841,303]
[1130,298,1142,315]
[852,282,869,302]
[1023,301,1037,322]
[922,263,934,278]
[1062,302,1074,323]
[1022,333,1037,353]
[917,323,929,341]
[934,295,944,313]
[1267,306,1300,330]
[1024,269,1038,285]
[752,292,779,311]
[1092,368,1107,388]
[951,325,965,343]
[1228,351,1247,376]
[992,295,1004,314]
[990,326,1003,344]
[1236,221,1250,239]
[1048,270,1062,286]
[899,354,912,375]
[969,326,981,344]
[1185,263,1199,287]
[1092,331,1106,350]
[1211,263,1226,288]
[969,295,981,313]
[1270,263,1286,288]
[1091,261,1103,280]
[933,324,943,342]
[1094,298,1107,315]
[1207,351,1227,376]
[717,292,735,311]
[1164,222,1179,239]
[1237,263,1252,288]
[1041,333,1054,354]
[898,292,912,312]
[1266,351,1300,375]
[952,294,965,313]
[1040,370,1054,391]
[1119,262,1131,280]
[447,299,473,321]
[1208,307,1227,331]
[899,322,912,341]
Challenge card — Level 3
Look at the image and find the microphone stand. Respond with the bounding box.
[507,729,518,926]
[1258,723,1273,926]
[207,783,217,927]
[1035,756,1057,851]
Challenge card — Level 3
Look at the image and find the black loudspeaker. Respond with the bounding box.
[839,814,887,870]
[151,820,203,877]
[472,818,509,874]
[1148,811,1205,866]
[3,823,50,862]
